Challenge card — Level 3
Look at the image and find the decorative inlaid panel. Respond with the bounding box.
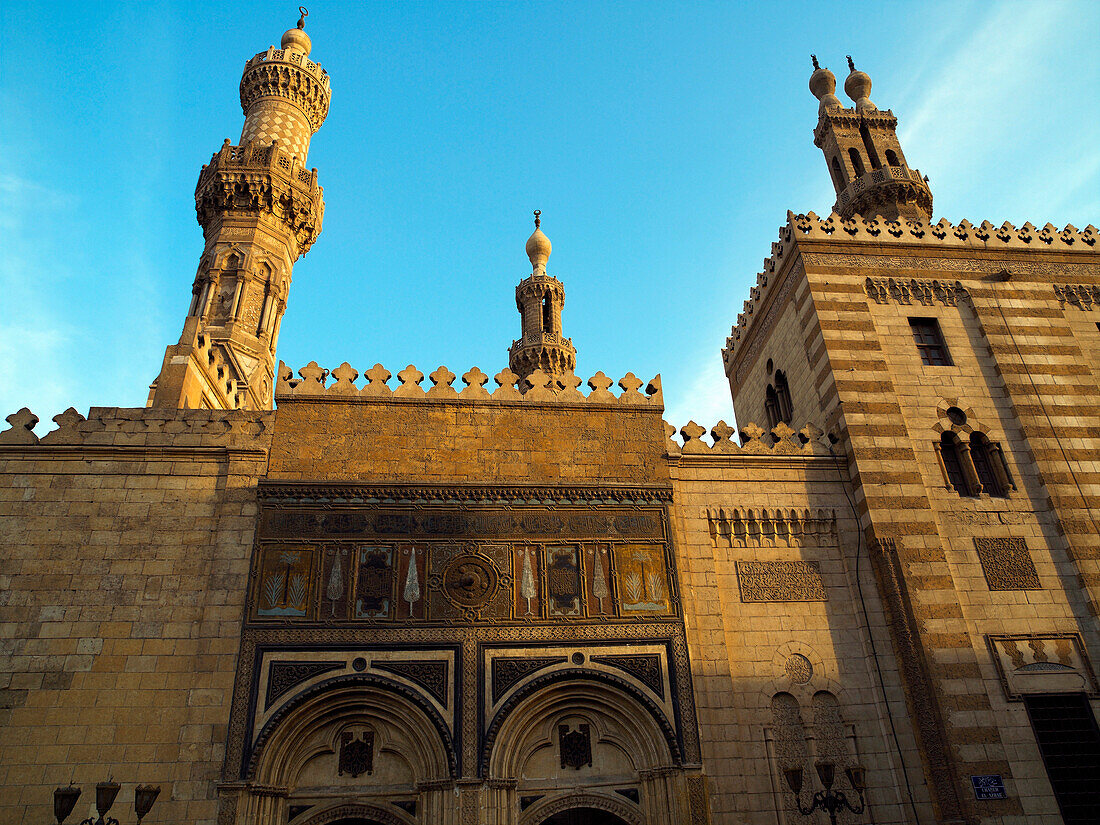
[735,561,826,602]
[591,653,664,699]
[491,656,567,702]
[373,659,449,706]
[260,505,663,541]
[615,544,671,615]
[974,537,1041,591]
[265,660,343,710]
[256,547,314,617]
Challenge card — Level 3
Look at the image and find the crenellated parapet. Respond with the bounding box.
[666,420,834,457]
[276,362,662,407]
[0,406,271,449]
[722,211,1100,373]
[196,140,324,255]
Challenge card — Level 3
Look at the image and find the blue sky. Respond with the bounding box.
[2,1,1098,433]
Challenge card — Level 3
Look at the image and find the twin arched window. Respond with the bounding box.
[937,428,1012,497]
[765,368,793,430]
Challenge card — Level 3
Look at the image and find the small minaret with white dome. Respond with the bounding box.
[508,212,577,387]
[809,55,932,222]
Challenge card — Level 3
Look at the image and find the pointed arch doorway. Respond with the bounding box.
[328,820,386,825]
[539,809,631,825]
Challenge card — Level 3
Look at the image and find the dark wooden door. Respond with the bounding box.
[1023,692,1100,824]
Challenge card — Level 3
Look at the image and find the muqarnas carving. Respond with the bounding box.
[615,544,671,615]
[974,537,1041,591]
[736,560,826,602]
[256,547,314,618]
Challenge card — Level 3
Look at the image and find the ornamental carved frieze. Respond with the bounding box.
[864,276,969,307]
[1053,282,1100,309]
[973,537,1041,591]
[735,560,827,602]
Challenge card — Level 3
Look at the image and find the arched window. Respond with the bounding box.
[774,370,794,424]
[848,147,866,178]
[885,148,900,167]
[830,155,846,189]
[859,122,881,170]
[765,385,781,430]
[970,433,1007,497]
[938,432,974,496]
[542,292,552,333]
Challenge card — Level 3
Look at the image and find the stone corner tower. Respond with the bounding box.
[809,55,932,222]
[508,212,578,386]
[148,12,330,411]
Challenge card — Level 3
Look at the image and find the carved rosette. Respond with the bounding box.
[195,143,325,255]
[240,48,331,133]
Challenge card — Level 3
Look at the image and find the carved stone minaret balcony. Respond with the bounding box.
[809,55,932,222]
[508,212,577,387]
[148,11,330,411]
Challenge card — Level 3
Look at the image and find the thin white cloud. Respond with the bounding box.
[899,3,1060,190]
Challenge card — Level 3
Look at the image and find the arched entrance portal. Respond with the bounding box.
[540,808,631,825]
[329,820,386,825]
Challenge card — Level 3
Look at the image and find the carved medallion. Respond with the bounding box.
[443,554,498,608]
[785,654,813,684]
[338,728,375,777]
[559,723,592,770]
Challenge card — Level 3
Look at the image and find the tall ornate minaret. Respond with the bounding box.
[809,55,932,222]
[148,12,330,410]
[508,212,577,386]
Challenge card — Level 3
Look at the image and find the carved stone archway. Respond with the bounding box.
[231,676,454,825]
[291,801,414,825]
[486,673,697,825]
[522,792,642,825]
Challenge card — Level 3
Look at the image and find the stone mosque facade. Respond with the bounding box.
[2,17,1100,825]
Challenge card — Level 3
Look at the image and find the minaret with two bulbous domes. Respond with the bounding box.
[148,11,330,411]
[508,212,577,386]
[809,55,932,222]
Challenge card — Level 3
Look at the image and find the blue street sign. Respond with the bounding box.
[971,775,1007,800]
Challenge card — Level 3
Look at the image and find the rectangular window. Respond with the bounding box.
[1023,693,1100,824]
[909,317,952,366]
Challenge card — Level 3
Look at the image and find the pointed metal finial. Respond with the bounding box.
[533,210,541,229]
[846,55,855,72]
[811,55,820,71]
[297,6,308,29]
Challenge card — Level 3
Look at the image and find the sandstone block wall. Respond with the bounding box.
[725,213,1100,824]
[0,409,271,825]
[268,394,669,485]
[667,433,931,824]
